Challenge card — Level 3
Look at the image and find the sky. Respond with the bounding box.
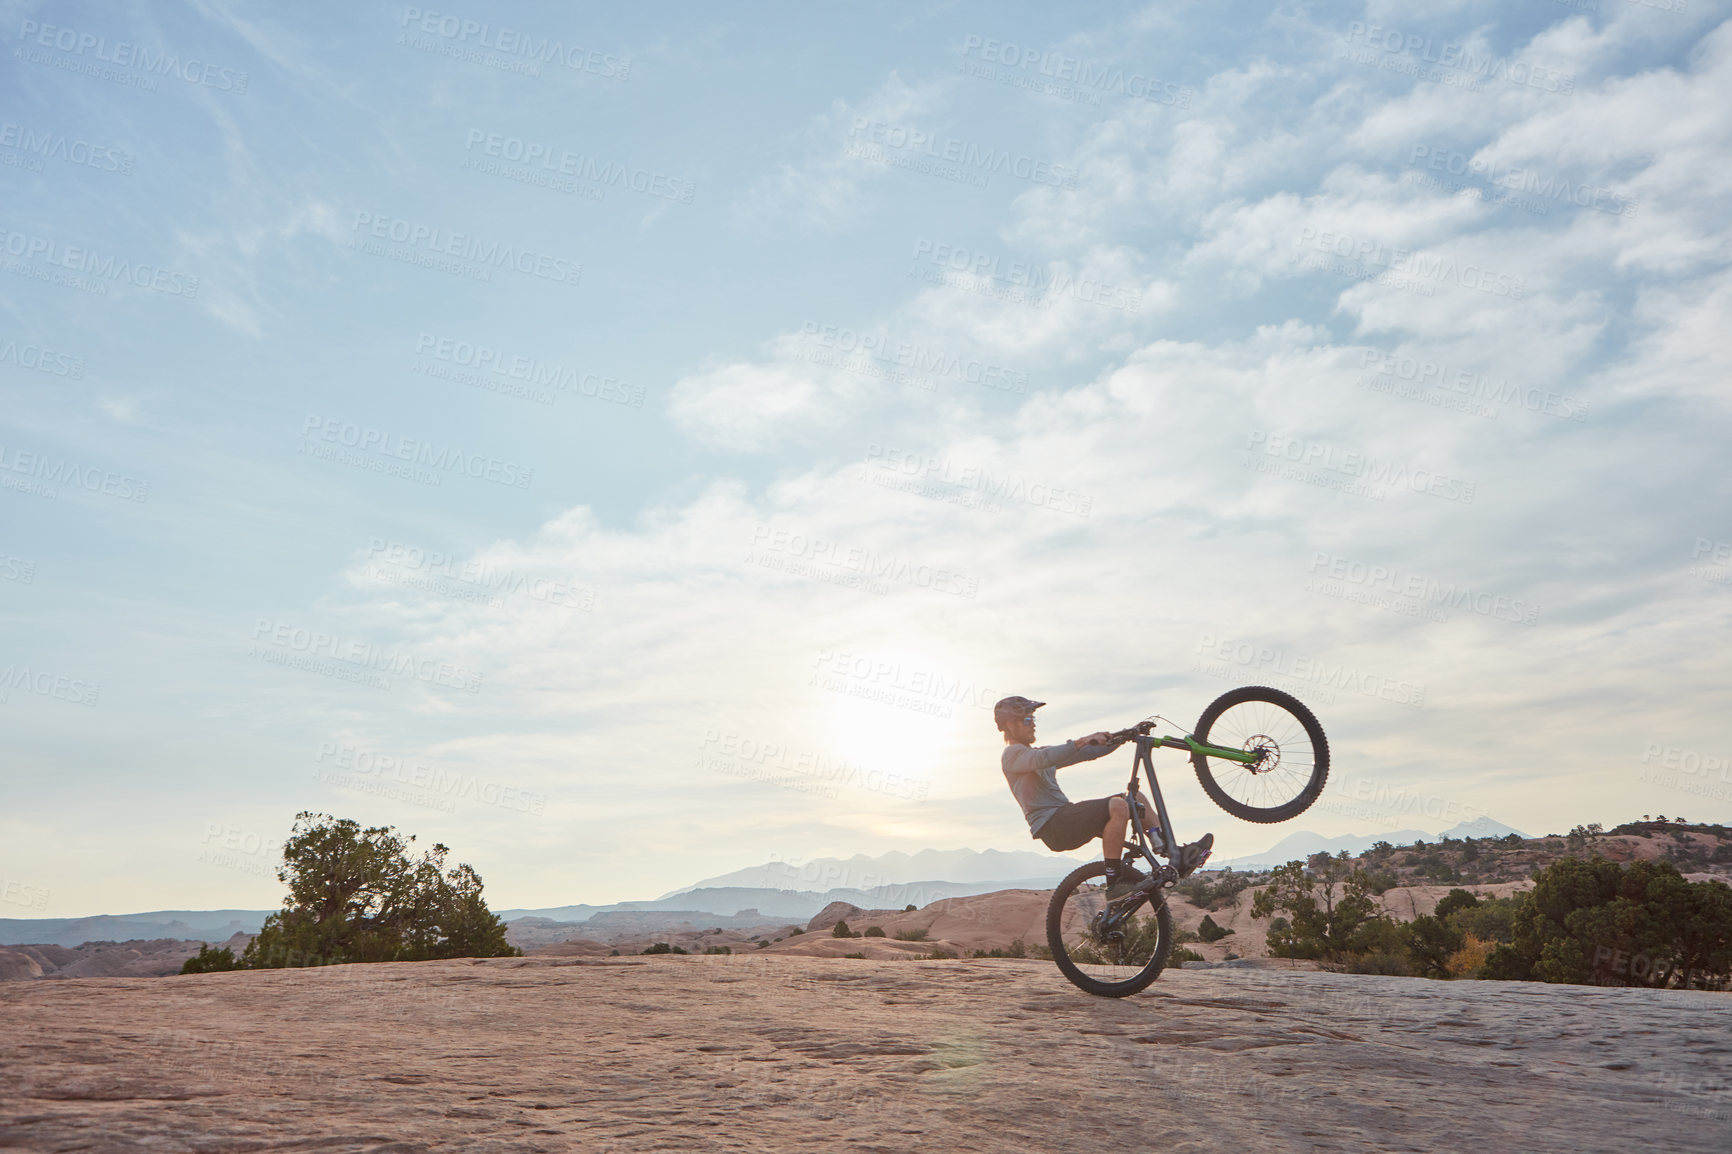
[2,0,1729,918]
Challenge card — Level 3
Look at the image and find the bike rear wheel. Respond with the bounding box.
[1191,685,1329,823]
[1046,861,1174,997]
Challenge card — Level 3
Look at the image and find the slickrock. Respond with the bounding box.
[2,954,1726,1151]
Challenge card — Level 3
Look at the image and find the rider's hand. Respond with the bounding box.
[1079,731,1116,747]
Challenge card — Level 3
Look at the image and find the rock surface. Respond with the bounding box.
[2,954,1727,1151]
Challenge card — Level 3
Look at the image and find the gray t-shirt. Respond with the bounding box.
[1002,739,1118,836]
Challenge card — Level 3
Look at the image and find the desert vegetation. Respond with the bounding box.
[182,812,518,973]
[1248,844,1732,989]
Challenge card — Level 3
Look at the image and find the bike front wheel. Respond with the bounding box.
[1191,685,1329,823]
[1045,861,1174,997]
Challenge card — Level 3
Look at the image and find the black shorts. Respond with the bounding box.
[1034,798,1114,853]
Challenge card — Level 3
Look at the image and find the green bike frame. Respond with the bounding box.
[1120,730,1259,865]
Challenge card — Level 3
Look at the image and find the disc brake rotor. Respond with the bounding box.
[1244,734,1281,774]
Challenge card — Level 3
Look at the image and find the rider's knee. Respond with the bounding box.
[1107,795,1130,820]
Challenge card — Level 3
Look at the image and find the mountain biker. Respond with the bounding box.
[996,695,1214,897]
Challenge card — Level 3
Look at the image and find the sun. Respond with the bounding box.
[824,690,954,778]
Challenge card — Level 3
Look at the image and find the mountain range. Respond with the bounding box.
[1,826,1530,946]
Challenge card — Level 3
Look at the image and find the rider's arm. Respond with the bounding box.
[1028,736,1124,772]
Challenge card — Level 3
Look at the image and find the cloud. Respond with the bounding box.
[732,71,945,232]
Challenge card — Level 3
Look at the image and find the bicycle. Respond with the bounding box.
[1045,685,1329,997]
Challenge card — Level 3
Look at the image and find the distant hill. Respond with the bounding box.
[496,876,1065,927]
[659,848,1076,898]
[1219,817,1531,869]
[0,910,269,949]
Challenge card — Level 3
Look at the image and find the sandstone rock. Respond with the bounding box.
[1,955,1726,1150]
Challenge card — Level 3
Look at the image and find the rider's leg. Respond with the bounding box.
[1101,795,1130,862]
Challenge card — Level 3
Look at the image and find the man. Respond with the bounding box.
[996,695,1213,897]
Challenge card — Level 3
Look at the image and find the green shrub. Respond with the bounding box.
[1435,888,1480,920]
[180,944,239,974]
[893,927,929,942]
[703,945,732,955]
[1171,946,1206,965]
[642,943,688,955]
[904,904,917,912]
[1363,869,1399,895]
[1175,869,1257,911]
[831,920,858,938]
[1197,914,1235,943]
[756,939,769,949]
[842,951,866,959]
[863,926,886,937]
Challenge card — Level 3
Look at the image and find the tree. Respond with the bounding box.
[1250,857,1388,964]
[1483,856,1732,989]
[1435,889,1480,920]
[243,812,519,968]
[1406,915,1465,979]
